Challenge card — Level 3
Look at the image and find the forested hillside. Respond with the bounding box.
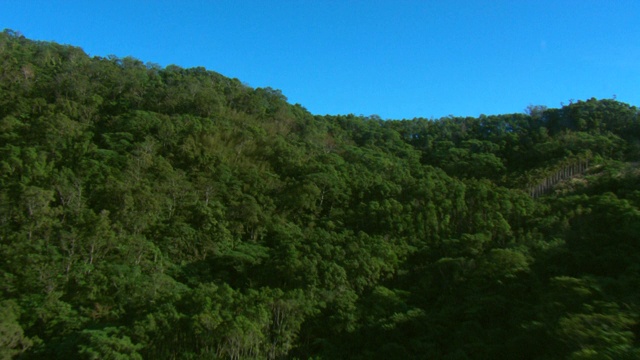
[1,30,639,359]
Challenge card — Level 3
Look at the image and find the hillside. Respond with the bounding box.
[1,30,640,359]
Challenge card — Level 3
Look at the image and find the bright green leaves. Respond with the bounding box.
[557,310,637,359]
[477,248,530,280]
[0,299,34,359]
[188,284,313,359]
[78,327,142,360]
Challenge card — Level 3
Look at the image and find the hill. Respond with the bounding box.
[1,29,639,359]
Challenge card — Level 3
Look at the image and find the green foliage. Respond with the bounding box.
[1,30,639,359]
[0,300,34,359]
[78,327,142,360]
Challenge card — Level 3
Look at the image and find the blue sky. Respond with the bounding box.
[2,1,639,119]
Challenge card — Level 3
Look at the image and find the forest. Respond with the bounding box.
[1,29,639,359]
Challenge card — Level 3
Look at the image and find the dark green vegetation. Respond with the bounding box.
[1,30,640,359]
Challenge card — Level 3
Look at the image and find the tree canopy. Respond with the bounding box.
[1,30,639,359]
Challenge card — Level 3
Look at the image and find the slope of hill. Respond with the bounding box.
[1,30,639,359]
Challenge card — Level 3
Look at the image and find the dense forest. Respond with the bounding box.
[1,30,639,359]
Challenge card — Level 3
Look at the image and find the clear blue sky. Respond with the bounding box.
[2,1,639,119]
